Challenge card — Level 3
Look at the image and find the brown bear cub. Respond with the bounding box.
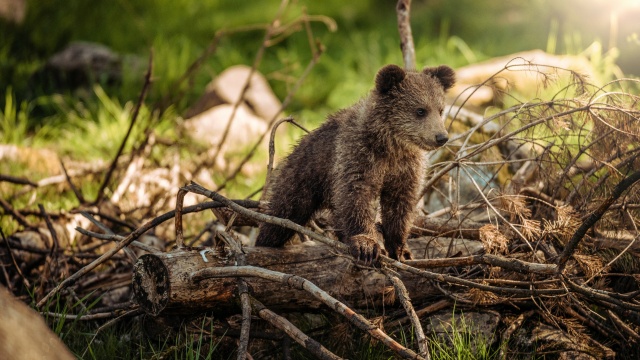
[256,64,455,263]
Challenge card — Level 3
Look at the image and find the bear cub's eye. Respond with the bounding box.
[416,108,427,117]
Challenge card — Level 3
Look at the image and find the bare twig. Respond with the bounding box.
[265,115,309,190]
[0,228,30,288]
[237,279,252,360]
[42,308,140,321]
[175,188,188,248]
[95,51,153,204]
[59,158,86,204]
[0,197,32,228]
[405,253,557,275]
[250,296,342,360]
[75,227,161,254]
[0,173,37,187]
[38,204,58,252]
[384,270,429,358]
[607,309,640,342]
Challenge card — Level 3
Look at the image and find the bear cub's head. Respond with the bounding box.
[373,64,455,151]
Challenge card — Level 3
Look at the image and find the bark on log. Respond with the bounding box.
[132,237,483,316]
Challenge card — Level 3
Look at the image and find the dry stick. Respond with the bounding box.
[384,270,429,359]
[498,311,534,360]
[215,229,252,360]
[556,169,640,273]
[175,188,187,248]
[564,304,616,342]
[0,173,37,187]
[79,211,114,235]
[59,158,86,204]
[265,116,310,190]
[209,0,290,171]
[607,309,640,342]
[35,198,258,308]
[0,197,32,228]
[396,0,416,70]
[219,231,253,360]
[216,43,324,191]
[585,209,640,284]
[38,204,59,253]
[0,251,11,290]
[94,52,153,204]
[249,296,343,360]
[74,209,136,231]
[237,280,252,360]
[75,226,161,255]
[0,228,30,288]
[560,274,640,312]
[184,182,565,297]
[193,267,423,360]
[404,254,557,275]
[41,308,140,321]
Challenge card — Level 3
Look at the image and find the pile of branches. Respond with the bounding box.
[1,0,640,359]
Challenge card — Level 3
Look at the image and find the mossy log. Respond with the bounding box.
[132,237,483,316]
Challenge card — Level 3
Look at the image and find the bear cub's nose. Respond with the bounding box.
[435,133,448,146]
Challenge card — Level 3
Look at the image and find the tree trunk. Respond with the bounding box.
[132,237,483,316]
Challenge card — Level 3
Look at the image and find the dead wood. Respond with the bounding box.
[557,169,640,272]
[396,0,416,70]
[250,296,343,360]
[131,236,480,316]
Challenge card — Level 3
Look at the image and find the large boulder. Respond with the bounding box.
[185,65,281,121]
[451,50,597,107]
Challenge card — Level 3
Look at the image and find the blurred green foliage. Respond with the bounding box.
[2,0,638,114]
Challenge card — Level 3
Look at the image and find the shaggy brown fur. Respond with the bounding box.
[256,64,455,263]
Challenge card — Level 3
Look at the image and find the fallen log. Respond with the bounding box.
[132,237,483,316]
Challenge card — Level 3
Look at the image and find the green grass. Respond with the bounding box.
[427,312,502,360]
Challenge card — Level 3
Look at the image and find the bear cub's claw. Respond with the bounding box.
[347,234,382,265]
[387,244,413,261]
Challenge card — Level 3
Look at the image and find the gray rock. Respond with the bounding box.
[34,41,121,91]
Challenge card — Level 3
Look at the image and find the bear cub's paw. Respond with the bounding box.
[386,243,413,261]
[347,234,383,265]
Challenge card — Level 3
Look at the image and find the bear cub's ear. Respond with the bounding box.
[376,64,406,94]
[423,65,456,91]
